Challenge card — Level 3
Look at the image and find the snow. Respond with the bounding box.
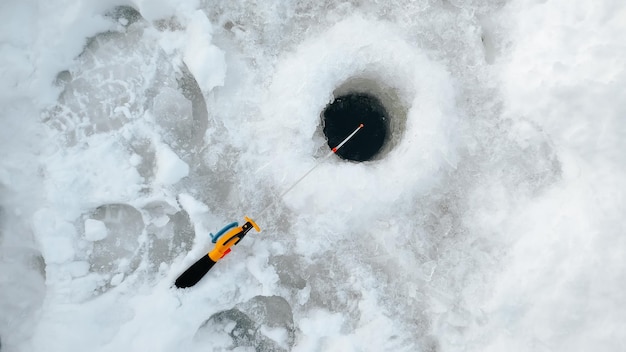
[32,209,77,265]
[1,0,625,351]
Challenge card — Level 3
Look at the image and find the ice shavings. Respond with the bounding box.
[43,134,143,210]
[251,16,459,218]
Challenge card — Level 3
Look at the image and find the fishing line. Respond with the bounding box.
[254,123,364,219]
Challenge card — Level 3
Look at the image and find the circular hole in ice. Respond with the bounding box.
[322,93,388,162]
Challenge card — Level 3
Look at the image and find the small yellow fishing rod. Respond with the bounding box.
[174,123,364,289]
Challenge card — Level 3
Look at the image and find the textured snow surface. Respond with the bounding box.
[1,0,625,351]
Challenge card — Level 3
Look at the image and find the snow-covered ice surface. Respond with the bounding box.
[1,0,625,351]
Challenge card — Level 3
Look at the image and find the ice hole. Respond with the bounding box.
[322,93,389,162]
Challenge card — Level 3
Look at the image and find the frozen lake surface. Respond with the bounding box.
[1,1,625,351]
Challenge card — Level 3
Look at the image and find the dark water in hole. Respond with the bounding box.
[322,93,388,162]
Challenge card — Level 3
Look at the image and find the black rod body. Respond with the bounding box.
[174,255,216,288]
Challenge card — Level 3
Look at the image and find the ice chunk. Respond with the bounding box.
[183,10,226,94]
[154,143,189,185]
[84,219,108,241]
[110,273,124,286]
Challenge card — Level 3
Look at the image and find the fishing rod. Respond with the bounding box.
[174,123,364,288]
